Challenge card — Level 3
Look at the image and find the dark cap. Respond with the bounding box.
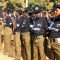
[55,3,60,8]
[50,8,56,13]
[25,7,33,13]
[24,7,33,15]
[16,9,22,15]
[33,5,43,14]
[3,8,10,14]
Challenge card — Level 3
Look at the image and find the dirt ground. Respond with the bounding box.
[0,42,49,60]
[0,52,14,60]
[0,42,24,60]
[0,43,15,60]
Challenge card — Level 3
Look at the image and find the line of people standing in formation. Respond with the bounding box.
[0,4,60,60]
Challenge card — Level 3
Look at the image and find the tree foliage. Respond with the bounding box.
[0,0,60,11]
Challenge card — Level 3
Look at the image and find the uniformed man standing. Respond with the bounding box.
[31,5,48,60]
[21,8,31,60]
[48,4,60,60]
[3,8,13,56]
[14,9,23,60]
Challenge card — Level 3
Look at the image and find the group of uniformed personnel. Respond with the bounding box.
[0,3,60,60]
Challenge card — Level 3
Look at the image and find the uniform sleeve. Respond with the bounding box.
[43,18,48,30]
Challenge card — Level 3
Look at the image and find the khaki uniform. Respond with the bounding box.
[14,32,21,60]
[0,20,4,50]
[51,39,60,60]
[21,32,31,60]
[4,27,13,55]
[0,34,1,45]
[21,16,31,60]
[30,16,48,60]
[10,34,15,57]
[33,35,46,60]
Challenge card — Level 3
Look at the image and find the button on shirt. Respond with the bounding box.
[14,17,23,32]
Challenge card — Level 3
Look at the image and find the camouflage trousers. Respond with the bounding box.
[21,32,31,60]
[33,35,46,60]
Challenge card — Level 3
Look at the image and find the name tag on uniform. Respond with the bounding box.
[33,28,40,31]
[56,38,60,43]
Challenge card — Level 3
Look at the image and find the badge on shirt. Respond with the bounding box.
[37,24,41,27]
[56,24,60,27]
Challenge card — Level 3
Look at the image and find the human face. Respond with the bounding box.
[3,12,7,17]
[35,12,42,18]
[55,8,60,16]
[23,13,29,17]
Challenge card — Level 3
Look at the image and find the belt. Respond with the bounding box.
[5,26,10,27]
[34,35,43,39]
[21,32,30,35]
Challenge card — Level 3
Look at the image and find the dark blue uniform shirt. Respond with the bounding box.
[4,16,12,27]
[31,17,48,36]
[21,17,30,33]
[14,17,23,32]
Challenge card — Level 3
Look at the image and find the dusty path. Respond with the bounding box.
[0,43,15,60]
[0,43,49,60]
[0,43,23,60]
[0,51,15,60]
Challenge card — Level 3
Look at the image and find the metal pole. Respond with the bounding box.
[26,0,28,7]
